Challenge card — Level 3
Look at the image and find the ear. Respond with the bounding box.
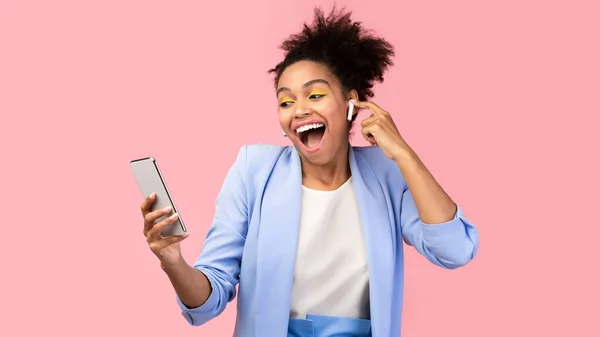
[346,89,359,102]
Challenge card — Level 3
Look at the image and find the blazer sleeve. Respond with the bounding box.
[175,146,249,326]
[399,188,479,269]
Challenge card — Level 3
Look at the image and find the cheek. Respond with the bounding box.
[322,104,351,139]
[278,110,291,128]
[320,103,346,126]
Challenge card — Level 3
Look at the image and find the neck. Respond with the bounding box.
[300,144,351,191]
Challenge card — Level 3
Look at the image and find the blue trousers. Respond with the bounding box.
[287,314,372,337]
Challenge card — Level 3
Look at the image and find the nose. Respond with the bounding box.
[294,105,311,119]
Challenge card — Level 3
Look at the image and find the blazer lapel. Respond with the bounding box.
[348,146,395,337]
[254,146,302,336]
[253,146,395,337]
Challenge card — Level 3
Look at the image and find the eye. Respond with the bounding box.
[279,100,294,108]
[308,90,327,100]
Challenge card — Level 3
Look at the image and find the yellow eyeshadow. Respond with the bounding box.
[279,97,293,104]
[309,90,327,96]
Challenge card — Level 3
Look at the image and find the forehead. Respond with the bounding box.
[277,60,338,90]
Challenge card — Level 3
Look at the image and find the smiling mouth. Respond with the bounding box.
[297,123,326,148]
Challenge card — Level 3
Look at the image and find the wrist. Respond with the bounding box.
[393,146,418,167]
[159,254,185,271]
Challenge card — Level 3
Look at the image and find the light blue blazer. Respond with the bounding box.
[175,144,479,337]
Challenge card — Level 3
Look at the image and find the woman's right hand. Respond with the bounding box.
[141,193,190,267]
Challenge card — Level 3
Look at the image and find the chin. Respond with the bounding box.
[298,149,335,166]
[294,140,343,167]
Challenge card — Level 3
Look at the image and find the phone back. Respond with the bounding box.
[130,157,187,237]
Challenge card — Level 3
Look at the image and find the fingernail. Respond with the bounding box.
[170,213,178,220]
[162,206,172,212]
[149,193,156,198]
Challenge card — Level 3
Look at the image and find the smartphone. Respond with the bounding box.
[130,157,187,237]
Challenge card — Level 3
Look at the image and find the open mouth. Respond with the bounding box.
[297,123,326,149]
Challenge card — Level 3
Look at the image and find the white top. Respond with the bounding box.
[289,177,370,320]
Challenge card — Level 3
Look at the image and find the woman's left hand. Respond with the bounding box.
[354,100,412,161]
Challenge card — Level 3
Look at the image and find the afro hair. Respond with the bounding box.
[268,6,395,123]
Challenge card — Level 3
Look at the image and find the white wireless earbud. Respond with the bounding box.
[347,100,355,121]
[282,130,287,137]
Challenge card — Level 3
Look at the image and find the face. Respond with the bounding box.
[277,60,357,166]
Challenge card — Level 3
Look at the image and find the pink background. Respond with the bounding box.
[1,0,599,336]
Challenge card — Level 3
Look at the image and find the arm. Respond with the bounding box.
[173,146,249,326]
[162,258,212,308]
[396,149,479,269]
[395,148,457,224]
[353,99,479,269]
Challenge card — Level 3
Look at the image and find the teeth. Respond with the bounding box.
[296,123,324,134]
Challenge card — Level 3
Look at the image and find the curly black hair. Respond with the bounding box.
[268,6,395,124]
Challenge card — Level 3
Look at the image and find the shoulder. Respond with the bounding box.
[352,146,398,173]
[234,143,292,175]
[243,144,290,160]
[352,146,407,188]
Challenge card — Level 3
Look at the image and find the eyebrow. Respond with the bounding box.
[276,79,330,96]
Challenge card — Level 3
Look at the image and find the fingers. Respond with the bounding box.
[353,100,389,146]
[360,113,377,127]
[359,106,396,139]
[147,212,180,242]
[140,193,156,215]
[143,206,173,236]
[360,112,385,146]
[361,125,378,146]
[352,100,387,116]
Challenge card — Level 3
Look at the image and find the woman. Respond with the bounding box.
[140,7,479,337]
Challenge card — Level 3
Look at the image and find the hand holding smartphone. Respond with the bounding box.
[130,157,187,237]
